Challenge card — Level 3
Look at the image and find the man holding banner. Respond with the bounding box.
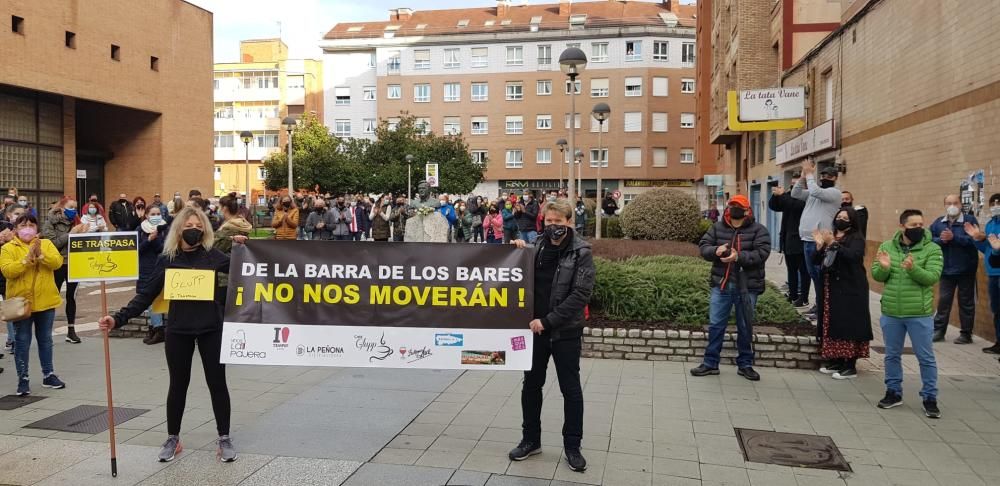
[509,198,595,473]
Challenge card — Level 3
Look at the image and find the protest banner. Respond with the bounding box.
[221,241,535,370]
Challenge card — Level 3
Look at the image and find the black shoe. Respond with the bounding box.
[953,334,972,345]
[508,441,541,461]
[565,449,587,472]
[932,329,946,342]
[147,327,165,345]
[832,368,857,380]
[142,328,156,345]
[806,305,817,315]
[689,364,720,377]
[877,390,903,409]
[65,328,81,344]
[793,298,809,308]
[737,367,760,381]
[923,399,941,419]
[982,344,1000,354]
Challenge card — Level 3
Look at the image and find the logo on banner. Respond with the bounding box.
[434,333,464,346]
[355,333,393,362]
[229,330,266,359]
[272,327,291,350]
[399,346,433,364]
[511,336,526,351]
[296,344,345,358]
[461,350,506,365]
[232,330,246,350]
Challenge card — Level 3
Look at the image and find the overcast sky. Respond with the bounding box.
[186,0,696,62]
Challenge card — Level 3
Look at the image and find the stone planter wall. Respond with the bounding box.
[581,327,822,369]
[108,318,151,338]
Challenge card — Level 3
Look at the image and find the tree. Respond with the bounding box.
[262,113,352,194]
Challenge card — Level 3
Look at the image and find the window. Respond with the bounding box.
[564,80,581,95]
[363,119,377,134]
[652,113,668,132]
[625,40,642,61]
[505,116,523,135]
[653,41,669,61]
[590,78,609,98]
[334,120,351,137]
[770,131,777,160]
[387,84,401,99]
[624,112,642,132]
[334,87,351,105]
[471,150,488,165]
[505,82,523,101]
[653,148,668,167]
[681,78,695,93]
[537,45,551,65]
[653,77,668,97]
[287,75,305,89]
[471,47,488,67]
[484,20,495,27]
[457,19,469,27]
[387,51,401,72]
[625,77,642,97]
[471,116,489,135]
[565,113,582,129]
[444,48,460,68]
[591,42,608,62]
[536,80,552,95]
[111,44,121,61]
[471,82,488,101]
[444,117,461,135]
[506,46,523,66]
[590,116,609,133]
[444,83,461,102]
[150,56,159,71]
[214,103,234,119]
[363,86,376,101]
[536,148,552,165]
[214,166,222,180]
[569,14,587,29]
[682,43,695,65]
[257,167,267,180]
[256,131,279,147]
[414,84,430,102]
[624,148,642,167]
[65,31,76,48]
[505,150,523,168]
[213,133,234,148]
[387,117,400,131]
[416,118,430,135]
[536,114,552,130]
[680,113,695,128]
[623,194,635,206]
[589,149,608,168]
[368,52,377,68]
[680,148,695,164]
[11,15,24,34]
[824,73,834,121]
[413,49,430,69]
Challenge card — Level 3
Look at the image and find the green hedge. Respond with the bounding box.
[585,215,624,239]
[592,255,802,326]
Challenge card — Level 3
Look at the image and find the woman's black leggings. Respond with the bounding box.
[164,330,230,436]
[52,264,78,324]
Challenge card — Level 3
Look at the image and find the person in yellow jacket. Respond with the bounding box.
[270,195,299,240]
[0,214,65,396]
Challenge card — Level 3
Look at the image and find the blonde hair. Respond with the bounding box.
[543,199,574,221]
[163,207,215,259]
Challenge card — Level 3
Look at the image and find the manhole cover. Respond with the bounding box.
[24,405,148,434]
[870,346,913,355]
[735,428,852,472]
[0,395,45,410]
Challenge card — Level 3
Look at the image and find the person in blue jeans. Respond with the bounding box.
[871,209,943,418]
[965,193,1000,354]
[691,195,771,381]
[791,160,842,318]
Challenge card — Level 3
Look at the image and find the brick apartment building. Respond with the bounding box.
[1,0,213,210]
[319,0,701,203]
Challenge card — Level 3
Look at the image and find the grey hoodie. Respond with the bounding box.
[790,175,841,242]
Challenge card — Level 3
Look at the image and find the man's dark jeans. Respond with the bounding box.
[521,334,583,449]
[933,273,976,336]
[785,252,810,302]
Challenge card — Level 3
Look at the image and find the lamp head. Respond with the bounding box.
[558,47,587,77]
[592,102,611,122]
[239,131,253,144]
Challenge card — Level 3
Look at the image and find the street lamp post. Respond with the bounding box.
[556,138,567,192]
[282,117,297,197]
[405,154,414,201]
[239,130,253,229]
[559,47,587,204]
[575,150,583,201]
[592,103,610,240]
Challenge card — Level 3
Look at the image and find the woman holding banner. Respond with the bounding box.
[99,207,245,463]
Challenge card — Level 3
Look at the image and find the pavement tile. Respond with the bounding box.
[747,469,797,486]
[462,451,512,474]
[650,475,701,486]
[342,462,455,486]
[485,475,552,486]
[448,469,492,486]
[136,450,273,486]
[699,464,749,486]
[652,457,699,479]
[602,469,652,486]
[34,444,171,486]
[0,437,106,485]
[388,434,437,450]
[370,447,423,465]
[444,424,488,440]
[431,436,480,453]
[416,450,470,469]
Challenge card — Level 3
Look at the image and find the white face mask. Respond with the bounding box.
[991,206,1000,217]
[946,205,961,217]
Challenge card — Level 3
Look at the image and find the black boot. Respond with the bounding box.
[65,326,81,344]
[142,327,156,345]
[147,327,165,345]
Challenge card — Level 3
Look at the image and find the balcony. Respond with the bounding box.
[214,145,279,162]
[386,60,401,74]
[214,86,281,103]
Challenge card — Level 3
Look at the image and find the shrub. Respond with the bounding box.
[692,219,713,243]
[589,239,700,260]
[620,189,702,242]
[586,216,624,239]
[591,255,801,326]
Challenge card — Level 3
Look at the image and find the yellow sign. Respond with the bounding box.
[152,292,169,314]
[727,91,805,132]
[164,269,215,301]
[67,232,139,282]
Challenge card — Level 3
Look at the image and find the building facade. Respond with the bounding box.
[1,0,212,211]
[213,39,323,203]
[320,0,699,202]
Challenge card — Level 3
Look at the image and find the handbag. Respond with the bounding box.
[1,260,36,322]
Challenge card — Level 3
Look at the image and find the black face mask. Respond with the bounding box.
[729,207,746,220]
[819,179,836,189]
[544,224,569,241]
[181,228,203,247]
[282,201,291,208]
[904,227,924,244]
[315,207,326,213]
[834,219,851,231]
[841,201,852,208]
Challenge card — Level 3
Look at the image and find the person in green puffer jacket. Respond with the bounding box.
[870,209,943,418]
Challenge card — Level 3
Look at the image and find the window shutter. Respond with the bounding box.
[652,113,668,132]
[653,77,668,97]
[624,112,642,132]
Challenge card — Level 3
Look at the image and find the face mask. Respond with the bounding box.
[88,207,97,216]
[544,224,569,241]
[834,219,851,231]
[904,227,924,244]
[120,198,127,202]
[992,206,1000,217]
[729,207,746,220]
[819,179,835,189]
[505,204,512,210]
[315,206,326,213]
[148,215,162,225]
[17,200,27,207]
[841,202,852,208]
[547,196,557,203]
[181,228,203,246]
[17,227,36,242]
[946,205,960,217]
[282,201,291,208]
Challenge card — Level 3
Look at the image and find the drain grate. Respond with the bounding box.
[0,395,45,410]
[870,346,914,355]
[735,428,852,472]
[24,405,149,434]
